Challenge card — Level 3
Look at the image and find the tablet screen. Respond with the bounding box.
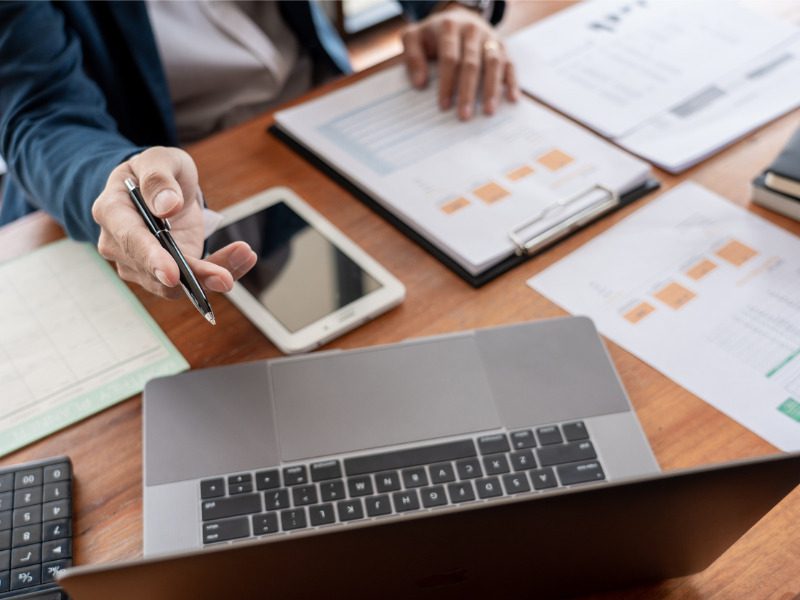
[206,201,382,332]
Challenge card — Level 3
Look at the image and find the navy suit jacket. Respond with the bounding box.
[0,1,503,241]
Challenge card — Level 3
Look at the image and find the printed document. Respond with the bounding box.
[275,65,651,276]
[529,182,800,451]
[507,0,800,172]
[0,240,188,456]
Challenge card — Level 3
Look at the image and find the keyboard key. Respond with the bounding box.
[203,517,250,544]
[42,482,69,505]
[365,495,392,517]
[557,461,606,486]
[429,463,456,484]
[345,439,476,476]
[375,472,401,493]
[502,473,531,495]
[292,485,318,506]
[13,487,42,508]
[447,481,476,503]
[42,559,71,584]
[337,500,364,522]
[43,464,70,484]
[228,473,252,486]
[252,513,279,535]
[308,504,336,526]
[12,524,41,546]
[347,476,373,497]
[201,494,262,521]
[13,506,41,528]
[14,469,42,490]
[11,565,40,589]
[310,461,342,482]
[401,467,428,488]
[536,426,563,446]
[530,468,558,490]
[477,434,510,455]
[510,450,536,471]
[510,430,536,449]
[255,469,280,490]
[0,474,13,493]
[562,421,589,441]
[42,500,70,522]
[43,520,70,542]
[482,455,510,476]
[455,458,482,480]
[282,466,308,486]
[392,490,420,513]
[42,538,71,562]
[229,482,253,495]
[264,489,290,511]
[320,480,346,502]
[11,542,40,568]
[420,486,448,508]
[200,478,225,499]
[537,441,596,467]
[280,509,307,531]
[476,477,503,499]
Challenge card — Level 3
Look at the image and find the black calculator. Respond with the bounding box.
[0,457,72,600]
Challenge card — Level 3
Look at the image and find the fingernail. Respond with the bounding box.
[413,72,425,87]
[461,105,472,120]
[230,245,255,271]
[155,269,170,286]
[154,189,179,214]
[485,99,496,114]
[207,275,230,293]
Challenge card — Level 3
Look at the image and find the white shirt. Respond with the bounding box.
[146,1,313,143]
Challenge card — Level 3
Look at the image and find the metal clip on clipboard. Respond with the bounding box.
[508,184,619,256]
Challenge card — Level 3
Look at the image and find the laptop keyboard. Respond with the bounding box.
[0,457,71,600]
[200,422,603,545]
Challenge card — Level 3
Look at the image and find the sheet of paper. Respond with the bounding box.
[507,0,800,172]
[275,65,650,275]
[528,182,800,451]
[0,240,189,456]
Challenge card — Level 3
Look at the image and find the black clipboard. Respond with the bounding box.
[270,124,660,287]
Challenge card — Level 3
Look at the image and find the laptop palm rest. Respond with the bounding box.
[145,318,631,485]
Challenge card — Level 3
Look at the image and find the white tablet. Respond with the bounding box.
[205,187,405,354]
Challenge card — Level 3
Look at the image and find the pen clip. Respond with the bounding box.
[508,184,618,256]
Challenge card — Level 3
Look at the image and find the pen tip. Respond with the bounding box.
[205,312,216,326]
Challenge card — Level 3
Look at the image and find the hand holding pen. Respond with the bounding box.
[91,147,257,314]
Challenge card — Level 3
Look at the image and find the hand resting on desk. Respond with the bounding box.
[92,147,257,299]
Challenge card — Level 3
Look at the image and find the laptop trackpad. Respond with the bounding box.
[270,335,502,462]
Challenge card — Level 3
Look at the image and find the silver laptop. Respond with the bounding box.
[58,316,800,599]
[140,316,658,556]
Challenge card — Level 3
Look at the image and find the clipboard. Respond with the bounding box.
[270,124,660,287]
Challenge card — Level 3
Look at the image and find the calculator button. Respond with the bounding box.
[14,469,42,490]
[42,500,70,522]
[42,538,72,562]
[0,474,13,493]
[11,543,40,568]
[42,559,71,584]
[43,520,70,542]
[13,488,42,508]
[10,565,40,589]
[12,524,41,546]
[12,506,41,528]
[43,464,70,484]
[0,493,10,512]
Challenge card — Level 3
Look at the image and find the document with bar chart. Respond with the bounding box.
[274,65,655,284]
[529,182,800,450]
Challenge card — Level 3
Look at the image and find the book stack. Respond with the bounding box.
[752,126,800,221]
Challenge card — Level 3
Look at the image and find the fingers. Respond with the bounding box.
[185,242,257,294]
[437,17,461,111]
[128,146,199,219]
[456,23,482,120]
[504,60,520,103]
[482,41,504,115]
[115,263,183,300]
[402,25,429,88]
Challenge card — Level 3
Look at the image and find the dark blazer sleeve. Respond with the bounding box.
[0,2,145,242]
[400,1,506,25]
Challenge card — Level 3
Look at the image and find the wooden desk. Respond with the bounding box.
[2,3,799,598]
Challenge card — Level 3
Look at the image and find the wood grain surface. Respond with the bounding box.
[1,2,798,598]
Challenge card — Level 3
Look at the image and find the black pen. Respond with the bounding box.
[124,178,216,325]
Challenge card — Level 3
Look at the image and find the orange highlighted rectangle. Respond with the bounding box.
[473,182,510,205]
[507,165,535,181]
[715,239,757,266]
[440,197,470,215]
[686,258,717,281]
[623,301,655,324]
[654,282,696,310]
[537,149,573,171]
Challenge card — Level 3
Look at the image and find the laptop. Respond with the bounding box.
[57,317,800,598]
